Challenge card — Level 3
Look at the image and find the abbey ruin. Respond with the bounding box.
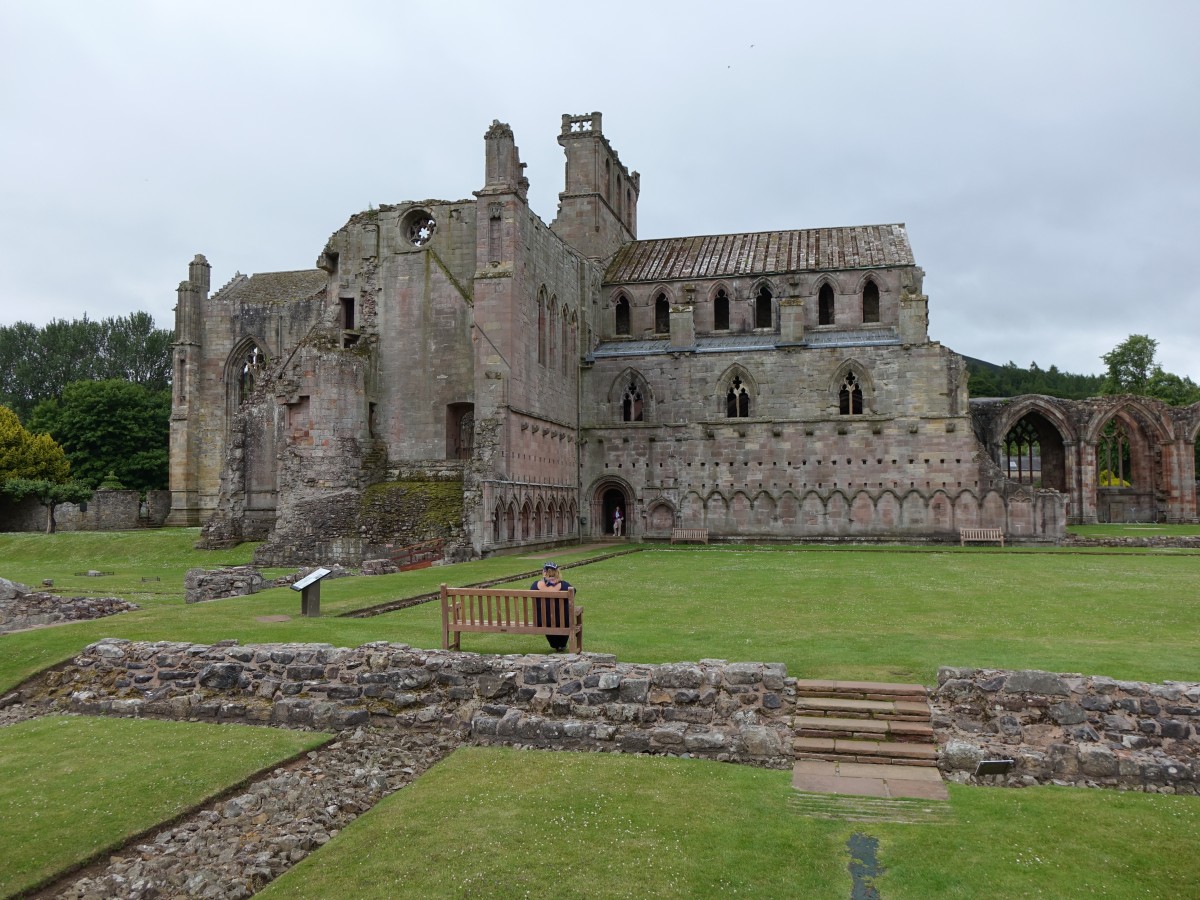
[166,113,1199,564]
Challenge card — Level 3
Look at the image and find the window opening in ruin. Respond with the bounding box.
[604,158,611,200]
[726,375,750,418]
[561,306,569,376]
[548,302,558,369]
[862,280,880,323]
[615,296,631,336]
[1098,419,1132,487]
[447,403,475,460]
[175,356,185,403]
[819,283,835,325]
[654,293,669,335]
[537,293,547,365]
[368,402,378,439]
[1003,419,1041,484]
[238,345,266,405]
[404,210,436,246]
[622,380,644,422]
[714,289,729,331]
[839,372,863,415]
[341,298,355,331]
[755,285,773,329]
[493,506,501,542]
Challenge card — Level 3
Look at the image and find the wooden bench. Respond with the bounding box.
[440,584,583,653]
[670,527,710,544]
[960,527,1005,547]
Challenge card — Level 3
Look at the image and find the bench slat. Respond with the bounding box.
[440,584,583,653]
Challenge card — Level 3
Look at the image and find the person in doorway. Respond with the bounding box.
[613,506,623,537]
[531,561,573,652]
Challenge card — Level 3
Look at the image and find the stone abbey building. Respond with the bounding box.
[167,113,1198,564]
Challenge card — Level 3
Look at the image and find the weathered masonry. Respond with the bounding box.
[166,111,1197,564]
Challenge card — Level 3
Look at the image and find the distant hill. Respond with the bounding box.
[964,357,1104,400]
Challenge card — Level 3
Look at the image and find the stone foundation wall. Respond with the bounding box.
[29,640,795,768]
[933,667,1200,794]
[0,490,171,533]
[0,590,138,634]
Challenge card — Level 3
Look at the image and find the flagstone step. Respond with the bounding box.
[792,736,939,767]
[794,697,931,721]
[793,715,934,743]
[791,759,949,800]
[792,679,928,703]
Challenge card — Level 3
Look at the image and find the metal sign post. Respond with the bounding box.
[290,567,332,617]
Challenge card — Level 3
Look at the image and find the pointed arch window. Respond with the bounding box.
[818,283,835,325]
[726,375,750,418]
[714,289,729,331]
[537,291,547,365]
[615,295,631,336]
[622,380,644,422]
[548,301,558,369]
[560,305,570,376]
[1003,418,1041,484]
[654,293,670,335]
[839,371,863,415]
[1098,419,1133,487]
[238,345,267,405]
[862,280,880,323]
[755,285,773,329]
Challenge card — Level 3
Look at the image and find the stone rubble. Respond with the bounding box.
[55,725,456,900]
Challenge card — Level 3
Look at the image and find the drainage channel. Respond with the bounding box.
[847,832,884,900]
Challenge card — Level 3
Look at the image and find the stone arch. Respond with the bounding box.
[588,475,633,537]
[650,284,673,335]
[991,401,1074,492]
[849,491,875,532]
[825,491,850,534]
[1083,399,1172,524]
[608,367,654,423]
[750,278,777,330]
[709,282,733,332]
[536,286,548,365]
[613,291,632,336]
[224,336,270,413]
[645,499,676,537]
[519,500,533,540]
[954,490,981,529]
[777,489,800,525]
[980,490,1007,529]
[705,490,730,529]
[814,276,837,325]
[929,489,953,532]
[533,499,546,538]
[901,490,927,528]
[800,491,826,531]
[717,364,759,419]
[680,491,705,528]
[505,500,517,541]
[829,359,875,416]
[860,276,881,324]
[875,490,901,529]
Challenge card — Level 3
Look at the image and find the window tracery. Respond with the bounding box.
[622,380,644,422]
[839,371,863,415]
[615,295,631,336]
[755,285,773,329]
[714,288,729,331]
[818,283,835,326]
[726,375,750,418]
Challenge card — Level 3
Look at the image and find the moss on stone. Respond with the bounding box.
[360,478,464,538]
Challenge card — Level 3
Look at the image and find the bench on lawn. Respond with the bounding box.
[670,527,710,544]
[959,527,1005,547]
[440,583,583,653]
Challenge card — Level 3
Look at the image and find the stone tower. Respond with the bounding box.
[550,112,639,260]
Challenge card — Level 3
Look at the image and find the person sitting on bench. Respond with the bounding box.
[531,561,573,652]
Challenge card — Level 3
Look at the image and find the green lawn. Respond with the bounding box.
[1069,523,1200,538]
[0,716,329,898]
[260,746,1200,900]
[4,530,1200,898]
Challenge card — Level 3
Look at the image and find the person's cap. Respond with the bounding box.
[543,561,559,570]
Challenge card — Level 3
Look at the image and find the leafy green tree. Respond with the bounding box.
[2,477,93,534]
[0,313,172,419]
[0,406,70,482]
[1102,334,1158,395]
[27,380,170,492]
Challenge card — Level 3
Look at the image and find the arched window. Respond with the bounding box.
[1098,419,1133,487]
[622,380,644,422]
[862,280,880,323]
[654,293,670,335]
[237,345,267,405]
[818,283,835,326]
[1004,418,1041,484]
[726,375,750,418]
[714,289,729,331]
[537,290,547,365]
[839,371,863,415]
[755,285,773,329]
[548,302,558,369]
[560,305,570,376]
[615,295,631,336]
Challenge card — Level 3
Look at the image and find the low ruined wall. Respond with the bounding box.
[184,566,265,604]
[933,667,1199,794]
[0,590,138,634]
[0,490,171,533]
[28,640,795,767]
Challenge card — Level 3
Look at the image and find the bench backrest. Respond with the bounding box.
[441,585,576,627]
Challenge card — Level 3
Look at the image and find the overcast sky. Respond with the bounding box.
[2,1,1197,381]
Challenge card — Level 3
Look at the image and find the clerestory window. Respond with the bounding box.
[839,371,863,415]
[819,283,835,326]
[862,280,880,324]
[726,375,750,418]
[755,285,773,329]
[615,295,631,336]
[714,289,729,331]
[654,293,669,335]
[622,380,644,422]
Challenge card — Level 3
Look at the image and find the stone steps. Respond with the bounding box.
[790,679,945,797]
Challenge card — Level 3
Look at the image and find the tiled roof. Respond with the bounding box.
[604,225,913,284]
[214,270,328,304]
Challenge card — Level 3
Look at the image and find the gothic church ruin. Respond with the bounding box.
[167,112,1197,564]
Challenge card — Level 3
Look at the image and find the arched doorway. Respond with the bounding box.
[599,486,629,538]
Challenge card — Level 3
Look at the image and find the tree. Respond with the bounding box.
[0,406,70,482]
[0,313,172,419]
[1102,334,1158,395]
[2,477,93,534]
[27,380,170,492]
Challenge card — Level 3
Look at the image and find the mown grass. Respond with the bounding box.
[259,747,1200,899]
[1069,523,1200,538]
[0,716,329,898]
[4,531,1200,897]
